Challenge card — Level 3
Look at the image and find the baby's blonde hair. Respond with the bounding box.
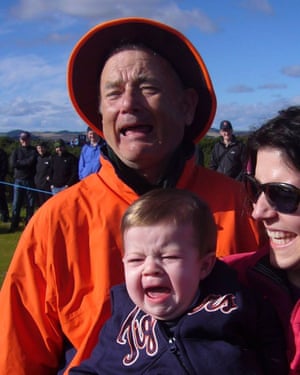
[121,188,217,257]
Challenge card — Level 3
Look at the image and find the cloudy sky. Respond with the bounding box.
[0,0,299,134]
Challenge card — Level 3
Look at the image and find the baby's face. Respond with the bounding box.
[123,222,213,320]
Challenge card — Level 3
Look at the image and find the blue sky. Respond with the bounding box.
[0,0,299,134]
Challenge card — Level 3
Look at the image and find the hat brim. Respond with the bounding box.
[67,17,216,143]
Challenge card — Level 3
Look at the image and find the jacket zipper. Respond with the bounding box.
[168,337,192,374]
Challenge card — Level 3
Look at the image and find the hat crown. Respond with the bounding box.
[19,131,31,139]
[220,120,232,130]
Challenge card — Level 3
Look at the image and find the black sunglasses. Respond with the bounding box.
[244,174,300,214]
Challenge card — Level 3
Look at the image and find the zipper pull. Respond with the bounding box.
[169,337,177,353]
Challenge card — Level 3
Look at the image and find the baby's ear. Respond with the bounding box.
[199,252,216,280]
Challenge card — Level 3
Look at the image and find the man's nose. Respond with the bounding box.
[120,87,141,112]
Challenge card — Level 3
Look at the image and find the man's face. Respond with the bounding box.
[87,130,100,143]
[220,128,233,142]
[19,137,30,146]
[36,145,45,155]
[55,146,64,156]
[99,49,197,181]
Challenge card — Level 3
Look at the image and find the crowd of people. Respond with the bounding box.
[0,126,104,232]
[0,118,246,233]
[0,16,298,375]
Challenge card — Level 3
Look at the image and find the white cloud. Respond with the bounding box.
[227,85,254,93]
[214,97,294,131]
[0,55,60,86]
[281,65,300,78]
[0,95,83,133]
[258,83,287,90]
[0,55,66,109]
[240,0,273,14]
[9,0,218,34]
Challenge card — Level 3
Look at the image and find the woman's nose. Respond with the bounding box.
[251,192,278,221]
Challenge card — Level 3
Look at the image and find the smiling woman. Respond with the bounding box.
[225,105,300,374]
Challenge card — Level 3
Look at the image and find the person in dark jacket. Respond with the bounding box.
[34,141,52,207]
[210,120,246,180]
[0,147,9,222]
[9,131,37,232]
[50,139,79,195]
[70,188,287,375]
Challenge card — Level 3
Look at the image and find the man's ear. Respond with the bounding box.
[183,88,198,126]
[199,252,216,280]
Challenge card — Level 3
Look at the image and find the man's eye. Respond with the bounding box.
[141,85,159,95]
[106,90,121,98]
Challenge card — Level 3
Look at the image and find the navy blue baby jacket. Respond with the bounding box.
[70,260,288,374]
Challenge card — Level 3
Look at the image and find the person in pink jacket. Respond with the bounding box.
[225,106,300,374]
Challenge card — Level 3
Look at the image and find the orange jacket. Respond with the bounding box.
[0,156,263,374]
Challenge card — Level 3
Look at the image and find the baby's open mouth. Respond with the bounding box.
[145,287,170,298]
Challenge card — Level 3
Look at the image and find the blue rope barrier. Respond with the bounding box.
[0,180,53,195]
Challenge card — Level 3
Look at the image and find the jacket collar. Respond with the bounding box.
[102,141,195,195]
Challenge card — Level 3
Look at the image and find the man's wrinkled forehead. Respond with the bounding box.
[99,43,184,88]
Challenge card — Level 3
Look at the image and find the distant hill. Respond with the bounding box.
[204,128,250,138]
[0,128,251,141]
[0,130,86,143]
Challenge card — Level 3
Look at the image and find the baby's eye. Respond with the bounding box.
[126,257,144,264]
[162,255,180,260]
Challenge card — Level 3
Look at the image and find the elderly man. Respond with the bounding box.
[0,18,264,374]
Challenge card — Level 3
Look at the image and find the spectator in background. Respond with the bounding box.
[210,120,246,180]
[78,127,104,179]
[50,139,79,195]
[34,141,52,207]
[9,131,37,232]
[0,147,9,222]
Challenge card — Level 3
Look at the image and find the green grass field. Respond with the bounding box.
[0,222,22,287]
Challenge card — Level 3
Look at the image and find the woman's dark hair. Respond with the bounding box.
[247,106,300,173]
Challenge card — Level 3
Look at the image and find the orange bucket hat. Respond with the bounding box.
[67,17,216,143]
